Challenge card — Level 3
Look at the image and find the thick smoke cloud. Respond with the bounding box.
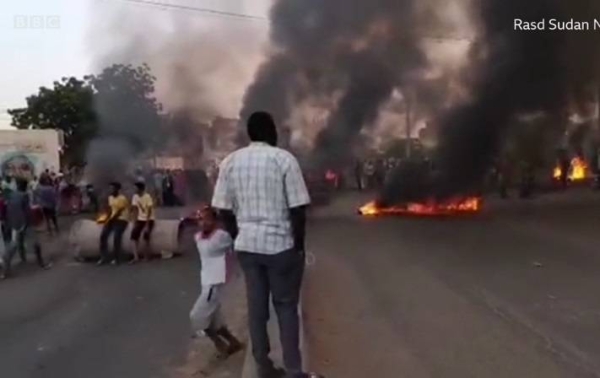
[241,0,429,166]
[431,0,600,198]
[244,0,600,203]
[429,0,564,197]
[87,2,267,184]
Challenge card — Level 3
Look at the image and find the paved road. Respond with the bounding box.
[0,213,204,378]
[305,190,600,378]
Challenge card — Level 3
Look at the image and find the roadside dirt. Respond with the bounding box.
[171,264,247,378]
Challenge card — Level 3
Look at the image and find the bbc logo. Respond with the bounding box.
[14,15,61,29]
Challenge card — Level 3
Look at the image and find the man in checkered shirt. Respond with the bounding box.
[212,112,320,378]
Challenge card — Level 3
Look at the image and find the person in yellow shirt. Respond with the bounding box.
[130,182,155,263]
[98,182,130,266]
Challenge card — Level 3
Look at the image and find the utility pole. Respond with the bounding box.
[594,83,600,174]
[405,89,413,159]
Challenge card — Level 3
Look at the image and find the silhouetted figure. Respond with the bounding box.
[162,173,176,207]
[86,184,99,214]
[559,156,570,190]
[519,162,534,199]
[354,161,362,191]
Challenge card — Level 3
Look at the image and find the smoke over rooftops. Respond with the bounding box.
[243,0,600,200]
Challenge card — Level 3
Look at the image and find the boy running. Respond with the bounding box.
[190,206,243,358]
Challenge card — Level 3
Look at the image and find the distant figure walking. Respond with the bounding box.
[35,176,59,234]
[212,112,321,378]
[1,178,51,279]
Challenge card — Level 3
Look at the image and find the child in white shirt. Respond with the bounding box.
[189,206,243,358]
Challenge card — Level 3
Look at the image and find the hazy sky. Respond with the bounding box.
[0,0,269,129]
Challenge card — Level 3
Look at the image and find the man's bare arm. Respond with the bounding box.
[290,205,307,252]
[218,209,238,239]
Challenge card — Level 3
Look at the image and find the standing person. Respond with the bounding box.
[354,160,363,191]
[519,161,535,199]
[174,170,187,206]
[1,178,51,279]
[364,160,375,189]
[130,182,155,263]
[162,172,175,207]
[134,167,146,185]
[28,175,39,194]
[1,176,16,198]
[35,176,59,234]
[212,111,321,378]
[98,182,129,266]
[189,206,243,357]
[153,170,163,207]
[86,184,99,214]
[57,174,68,213]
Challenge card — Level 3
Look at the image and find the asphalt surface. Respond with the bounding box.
[0,210,207,378]
[305,189,600,378]
[6,192,600,378]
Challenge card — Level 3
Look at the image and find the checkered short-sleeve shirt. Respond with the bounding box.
[211,142,311,255]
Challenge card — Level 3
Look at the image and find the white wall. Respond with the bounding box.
[0,129,61,179]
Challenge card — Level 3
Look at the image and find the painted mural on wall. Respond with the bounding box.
[0,130,61,180]
[0,152,38,180]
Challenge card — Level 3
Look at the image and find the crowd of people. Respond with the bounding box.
[0,170,61,279]
[96,181,156,266]
[1,112,325,376]
[353,157,401,191]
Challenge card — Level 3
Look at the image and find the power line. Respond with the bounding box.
[104,0,267,21]
[101,0,473,41]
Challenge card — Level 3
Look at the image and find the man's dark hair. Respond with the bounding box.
[247,111,278,146]
[135,182,146,191]
[110,182,122,191]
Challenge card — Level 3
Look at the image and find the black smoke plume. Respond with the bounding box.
[429,0,567,199]
[245,0,600,204]
[240,0,427,166]
[429,0,600,199]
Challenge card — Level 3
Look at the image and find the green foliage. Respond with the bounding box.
[8,77,97,166]
[8,63,163,167]
[86,63,162,152]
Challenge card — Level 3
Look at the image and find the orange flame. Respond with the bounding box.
[359,197,481,217]
[553,157,589,182]
[569,157,588,181]
[96,213,109,224]
[553,166,562,180]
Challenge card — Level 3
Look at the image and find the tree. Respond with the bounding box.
[8,77,97,167]
[9,64,164,168]
[85,63,163,153]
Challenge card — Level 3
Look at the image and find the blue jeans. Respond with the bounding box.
[2,227,44,273]
[237,249,305,377]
